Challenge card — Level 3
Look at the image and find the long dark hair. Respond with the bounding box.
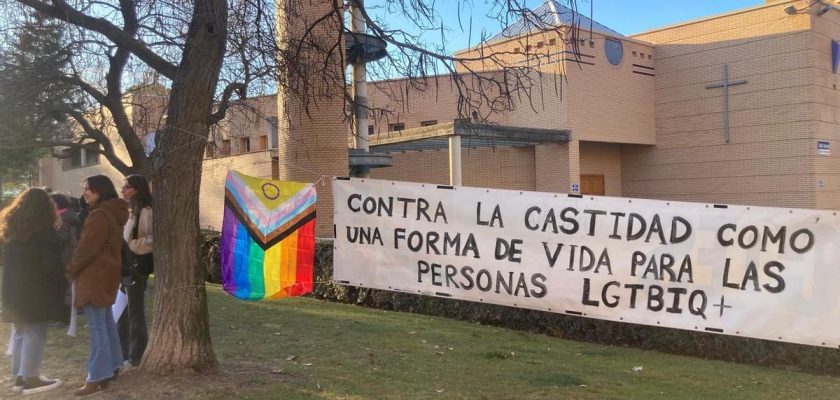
[125,174,153,213]
[0,188,58,243]
[84,175,119,204]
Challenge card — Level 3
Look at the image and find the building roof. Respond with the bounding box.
[488,0,624,44]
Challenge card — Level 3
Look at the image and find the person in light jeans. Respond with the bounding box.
[1,188,66,395]
[66,175,129,396]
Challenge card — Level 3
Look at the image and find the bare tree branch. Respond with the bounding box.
[15,0,178,78]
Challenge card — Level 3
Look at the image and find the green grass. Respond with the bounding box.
[3,280,840,399]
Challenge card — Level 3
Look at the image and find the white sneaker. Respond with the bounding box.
[21,376,62,396]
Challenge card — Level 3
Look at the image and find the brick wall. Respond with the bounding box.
[199,152,275,229]
[276,0,348,237]
[622,0,839,210]
[580,141,622,196]
[810,9,840,209]
[370,146,536,191]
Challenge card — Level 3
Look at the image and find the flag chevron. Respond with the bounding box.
[224,192,316,250]
[225,173,316,234]
[220,171,316,301]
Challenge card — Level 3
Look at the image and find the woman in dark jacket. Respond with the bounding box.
[0,188,65,395]
[66,175,128,396]
[52,193,81,324]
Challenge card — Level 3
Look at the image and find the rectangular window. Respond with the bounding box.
[388,123,405,132]
[221,139,231,156]
[548,38,556,46]
[368,125,374,135]
[259,135,268,150]
[420,120,438,127]
[240,137,251,153]
[513,47,520,53]
[206,142,216,158]
[70,148,83,167]
[85,144,100,165]
[537,41,544,48]
[267,117,278,149]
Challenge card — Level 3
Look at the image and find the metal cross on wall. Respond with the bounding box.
[704,64,747,143]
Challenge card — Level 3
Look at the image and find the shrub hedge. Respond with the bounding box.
[198,231,840,375]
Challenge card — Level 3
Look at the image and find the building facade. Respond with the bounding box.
[366,0,839,212]
[39,0,840,233]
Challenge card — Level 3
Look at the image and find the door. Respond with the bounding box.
[580,174,605,196]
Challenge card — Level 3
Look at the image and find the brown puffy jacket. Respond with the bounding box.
[66,198,129,308]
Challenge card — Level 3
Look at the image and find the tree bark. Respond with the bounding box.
[144,0,228,372]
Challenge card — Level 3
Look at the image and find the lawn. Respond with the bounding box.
[3,279,840,399]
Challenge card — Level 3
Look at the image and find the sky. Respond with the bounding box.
[576,0,764,36]
[394,0,767,51]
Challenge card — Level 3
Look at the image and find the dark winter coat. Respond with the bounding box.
[66,198,129,308]
[1,229,68,323]
[56,208,81,266]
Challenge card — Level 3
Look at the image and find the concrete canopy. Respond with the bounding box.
[369,120,570,186]
[369,120,570,153]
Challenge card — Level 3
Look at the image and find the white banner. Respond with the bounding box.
[333,178,840,348]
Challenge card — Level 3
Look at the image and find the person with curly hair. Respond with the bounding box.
[0,188,66,395]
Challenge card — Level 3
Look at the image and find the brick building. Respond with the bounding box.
[365,0,840,213]
[40,0,840,233]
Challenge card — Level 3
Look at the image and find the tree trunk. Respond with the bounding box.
[144,0,228,372]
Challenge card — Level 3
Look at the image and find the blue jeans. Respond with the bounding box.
[82,305,123,382]
[10,322,48,378]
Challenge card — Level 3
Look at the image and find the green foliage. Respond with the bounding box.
[0,12,75,179]
[198,233,840,375]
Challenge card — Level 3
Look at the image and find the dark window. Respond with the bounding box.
[85,144,100,165]
[206,142,216,158]
[240,137,250,153]
[221,139,231,156]
[70,148,83,167]
[388,123,405,132]
[259,135,268,150]
[368,125,374,135]
[549,38,556,46]
[267,117,278,149]
[420,120,438,127]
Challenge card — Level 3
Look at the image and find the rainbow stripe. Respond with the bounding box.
[220,171,316,300]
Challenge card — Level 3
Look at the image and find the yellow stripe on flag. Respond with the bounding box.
[262,240,282,299]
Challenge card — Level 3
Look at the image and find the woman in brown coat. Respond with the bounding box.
[65,175,128,396]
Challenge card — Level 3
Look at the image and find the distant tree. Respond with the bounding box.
[0,12,75,201]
